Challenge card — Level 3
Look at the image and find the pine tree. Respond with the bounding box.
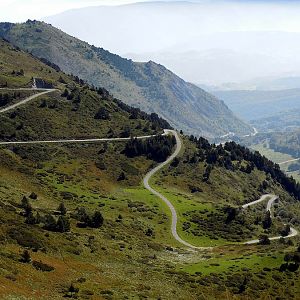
[57,202,67,215]
[259,235,270,245]
[56,216,71,232]
[94,107,110,120]
[262,211,272,229]
[91,211,104,228]
[117,172,126,181]
[61,89,69,97]
[25,212,36,225]
[43,214,57,231]
[35,212,42,224]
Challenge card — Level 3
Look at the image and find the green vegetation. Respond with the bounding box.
[150,135,300,248]
[0,39,168,141]
[124,135,176,162]
[251,143,294,164]
[268,130,300,158]
[0,37,300,299]
[247,135,300,183]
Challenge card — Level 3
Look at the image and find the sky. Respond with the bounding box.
[2,0,300,23]
[0,0,151,22]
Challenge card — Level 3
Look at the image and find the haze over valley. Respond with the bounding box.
[44,0,300,87]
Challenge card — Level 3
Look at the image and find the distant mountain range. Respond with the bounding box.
[43,1,300,85]
[0,20,251,138]
[201,76,300,92]
[213,89,300,121]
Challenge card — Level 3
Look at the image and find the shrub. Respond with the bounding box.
[281,224,291,237]
[29,192,38,200]
[8,228,43,249]
[259,235,270,245]
[32,260,54,272]
[20,250,31,263]
[94,107,110,120]
[56,216,71,232]
[21,196,32,217]
[145,228,154,236]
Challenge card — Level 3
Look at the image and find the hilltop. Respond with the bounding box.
[0,20,252,138]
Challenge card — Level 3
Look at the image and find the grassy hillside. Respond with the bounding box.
[0,39,170,141]
[1,39,300,299]
[0,20,252,138]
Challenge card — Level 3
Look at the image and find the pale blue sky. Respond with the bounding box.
[0,0,151,22]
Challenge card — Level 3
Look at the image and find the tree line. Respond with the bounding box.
[188,135,300,200]
[124,135,176,162]
[0,92,22,107]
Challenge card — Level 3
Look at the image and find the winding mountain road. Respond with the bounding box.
[242,194,276,209]
[0,87,297,249]
[143,134,297,248]
[143,130,205,250]
[0,88,56,114]
[243,194,298,244]
[0,131,167,146]
[0,126,297,249]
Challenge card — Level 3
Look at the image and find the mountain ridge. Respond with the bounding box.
[0,20,251,138]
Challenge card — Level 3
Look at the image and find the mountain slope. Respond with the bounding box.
[43,2,300,85]
[1,38,300,299]
[0,20,252,138]
[0,38,169,142]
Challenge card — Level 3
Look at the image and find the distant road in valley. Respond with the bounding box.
[279,158,300,165]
